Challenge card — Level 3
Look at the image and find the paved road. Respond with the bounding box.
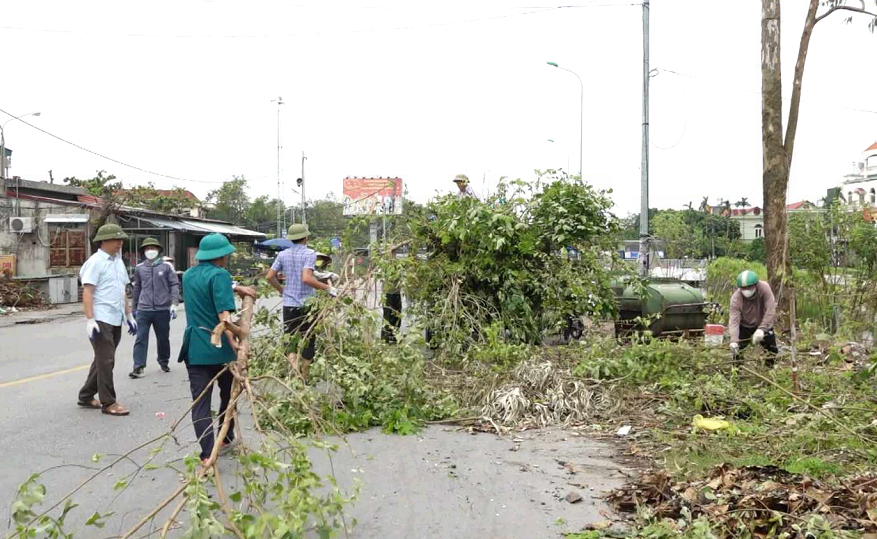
[0,300,626,538]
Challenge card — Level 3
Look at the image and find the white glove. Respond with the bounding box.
[126,313,138,336]
[86,319,100,341]
[170,304,178,320]
[753,329,765,344]
[327,287,338,297]
[729,342,739,352]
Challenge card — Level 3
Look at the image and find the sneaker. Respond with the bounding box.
[160,364,171,373]
[128,367,144,379]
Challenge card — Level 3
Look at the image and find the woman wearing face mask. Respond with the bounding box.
[130,237,180,378]
[729,270,779,364]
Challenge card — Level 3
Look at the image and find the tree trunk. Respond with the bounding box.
[761,0,790,317]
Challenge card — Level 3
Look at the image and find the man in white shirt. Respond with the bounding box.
[77,224,137,417]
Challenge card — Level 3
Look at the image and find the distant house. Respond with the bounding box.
[728,207,764,242]
[0,177,263,302]
[833,142,877,210]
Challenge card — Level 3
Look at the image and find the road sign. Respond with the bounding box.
[342,177,403,216]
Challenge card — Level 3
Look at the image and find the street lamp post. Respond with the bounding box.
[1,111,41,180]
[546,62,583,178]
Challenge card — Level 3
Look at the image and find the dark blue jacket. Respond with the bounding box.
[133,260,180,311]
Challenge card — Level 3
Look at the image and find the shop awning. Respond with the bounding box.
[178,220,265,238]
[139,217,264,238]
[44,213,89,224]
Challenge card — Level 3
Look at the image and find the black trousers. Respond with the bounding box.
[382,293,403,344]
[79,322,122,407]
[283,306,315,360]
[735,325,779,362]
[186,362,235,460]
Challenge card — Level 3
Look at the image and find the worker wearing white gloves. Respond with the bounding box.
[77,224,134,417]
[729,270,779,365]
[130,237,180,378]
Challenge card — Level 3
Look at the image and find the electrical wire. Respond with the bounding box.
[656,67,877,115]
[0,105,248,185]
[0,6,599,39]
[650,71,688,151]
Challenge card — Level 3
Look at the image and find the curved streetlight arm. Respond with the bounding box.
[546,63,583,177]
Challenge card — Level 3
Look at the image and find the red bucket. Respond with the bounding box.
[705,324,724,336]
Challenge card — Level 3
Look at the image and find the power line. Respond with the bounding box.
[656,67,877,115]
[0,4,638,39]
[0,106,237,185]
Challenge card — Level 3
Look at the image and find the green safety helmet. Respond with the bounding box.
[453,174,470,185]
[195,233,236,261]
[139,237,163,253]
[287,223,310,241]
[92,224,128,243]
[736,270,759,288]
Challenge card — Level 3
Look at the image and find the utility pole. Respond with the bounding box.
[300,152,307,225]
[638,0,651,276]
[272,97,284,238]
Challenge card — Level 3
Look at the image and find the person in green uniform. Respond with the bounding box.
[178,234,255,464]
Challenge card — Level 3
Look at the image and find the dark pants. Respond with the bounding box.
[382,293,403,344]
[133,310,171,368]
[735,326,779,364]
[79,322,122,407]
[283,306,315,360]
[186,362,235,460]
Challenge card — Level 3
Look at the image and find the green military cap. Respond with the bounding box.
[139,237,163,252]
[287,223,310,241]
[92,224,128,243]
[195,233,236,261]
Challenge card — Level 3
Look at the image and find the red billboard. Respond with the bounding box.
[342,177,403,216]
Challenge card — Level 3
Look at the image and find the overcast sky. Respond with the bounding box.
[1,0,875,218]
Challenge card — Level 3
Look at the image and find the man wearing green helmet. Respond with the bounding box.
[77,224,136,417]
[130,237,180,378]
[729,270,778,363]
[178,233,256,465]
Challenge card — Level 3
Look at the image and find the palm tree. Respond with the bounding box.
[735,197,750,208]
[699,196,710,213]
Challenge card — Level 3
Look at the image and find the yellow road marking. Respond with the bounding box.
[0,364,90,389]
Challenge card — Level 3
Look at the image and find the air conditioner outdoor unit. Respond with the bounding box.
[9,217,34,234]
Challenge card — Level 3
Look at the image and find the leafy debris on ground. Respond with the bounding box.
[606,464,877,534]
[0,275,50,309]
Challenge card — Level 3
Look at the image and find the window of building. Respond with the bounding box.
[754,225,763,239]
[871,188,876,205]
[50,228,87,267]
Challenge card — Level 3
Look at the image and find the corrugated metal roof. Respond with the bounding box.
[44,214,89,223]
[178,219,264,238]
[140,217,264,238]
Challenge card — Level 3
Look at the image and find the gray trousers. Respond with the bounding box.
[78,321,122,407]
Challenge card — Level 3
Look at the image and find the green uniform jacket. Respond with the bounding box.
[178,262,237,365]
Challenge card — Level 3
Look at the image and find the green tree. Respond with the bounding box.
[245,195,284,232]
[126,183,197,214]
[206,176,250,224]
[760,0,876,316]
[63,170,125,234]
[652,210,704,259]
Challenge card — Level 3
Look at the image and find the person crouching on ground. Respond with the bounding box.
[77,224,137,417]
[729,270,779,365]
[266,224,337,381]
[178,233,255,465]
[130,237,180,378]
